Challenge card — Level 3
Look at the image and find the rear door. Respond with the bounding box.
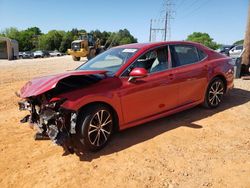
[169,44,208,106]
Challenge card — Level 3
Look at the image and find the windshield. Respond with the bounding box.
[72,42,81,50]
[77,48,138,75]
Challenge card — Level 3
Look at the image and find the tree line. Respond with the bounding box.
[0,27,243,51]
[186,32,244,50]
[0,27,137,52]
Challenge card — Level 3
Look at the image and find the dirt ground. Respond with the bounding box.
[0,56,249,188]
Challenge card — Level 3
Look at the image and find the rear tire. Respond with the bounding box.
[203,78,225,108]
[72,56,80,61]
[75,104,114,151]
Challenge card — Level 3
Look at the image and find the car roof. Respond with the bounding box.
[221,45,234,47]
[115,41,208,50]
[72,40,83,43]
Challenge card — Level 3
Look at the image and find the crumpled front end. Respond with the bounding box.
[17,71,107,154]
[18,94,77,154]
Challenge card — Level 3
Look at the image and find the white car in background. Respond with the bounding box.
[49,50,62,57]
[229,45,244,58]
[33,50,45,58]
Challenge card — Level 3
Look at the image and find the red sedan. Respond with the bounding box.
[18,41,234,152]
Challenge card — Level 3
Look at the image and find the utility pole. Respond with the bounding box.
[164,11,168,41]
[149,20,166,42]
[149,19,152,42]
[243,2,250,66]
[149,0,174,42]
[164,0,174,41]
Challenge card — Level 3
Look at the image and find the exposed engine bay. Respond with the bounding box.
[18,74,104,154]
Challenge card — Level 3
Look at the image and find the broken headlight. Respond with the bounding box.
[45,98,66,109]
[18,100,31,111]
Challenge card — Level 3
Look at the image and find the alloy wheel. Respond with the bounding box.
[87,110,113,147]
[208,80,224,106]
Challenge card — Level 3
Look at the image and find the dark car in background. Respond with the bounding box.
[43,50,50,57]
[217,45,235,56]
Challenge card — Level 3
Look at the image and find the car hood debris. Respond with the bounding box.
[20,70,108,98]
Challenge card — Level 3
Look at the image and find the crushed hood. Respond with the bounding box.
[20,70,107,98]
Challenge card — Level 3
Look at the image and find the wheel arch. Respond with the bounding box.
[203,74,227,108]
[78,101,120,132]
[203,74,227,102]
[210,74,227,92]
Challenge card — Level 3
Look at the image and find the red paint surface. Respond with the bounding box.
[20,70,107,98]
[20,41,234,130]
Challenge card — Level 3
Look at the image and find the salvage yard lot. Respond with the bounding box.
[0,56,249,187]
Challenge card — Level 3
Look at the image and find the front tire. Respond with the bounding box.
[203,78,225,108]
[76,105,114,151]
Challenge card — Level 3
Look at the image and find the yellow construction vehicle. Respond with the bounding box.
[68,33,103,61]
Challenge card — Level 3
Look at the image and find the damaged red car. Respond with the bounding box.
[18,41,234,153]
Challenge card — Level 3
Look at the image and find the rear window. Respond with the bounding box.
[236,46,243,50]
[197,49,207,60]
[170,45,200,67]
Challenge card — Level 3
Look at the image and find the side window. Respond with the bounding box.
[170,45,200,67]
[197,49,207,61]
[236,46,243,50]
[150,47,168,73]
[122,47,169,76]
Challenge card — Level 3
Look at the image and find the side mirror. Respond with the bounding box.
[128,68,148,82]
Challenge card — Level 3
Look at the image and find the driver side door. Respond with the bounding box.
[118,46,179,128]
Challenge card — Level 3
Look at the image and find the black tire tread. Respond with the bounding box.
[203,77,225,109]
[75,104,113,152]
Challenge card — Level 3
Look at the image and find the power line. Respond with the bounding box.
[176,0,188,11]
[149,0,174,42]
[176,0,200,12]
[177,0,210,20]
[185,0,201,10]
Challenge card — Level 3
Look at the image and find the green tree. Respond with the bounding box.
[25,27,42,50]
[0,27,20,39]
[90,30,106,45]
[186,32,219,50]
[101,31,112,45]
[1,27,137,52]
[59,31,74,52]
[26,27,42,35]
[19,27,42,51]
[0,27,42,51]
[70,28,86,39]
[233,39,244,45]
[38,30,64,51]
[106,29,137,47]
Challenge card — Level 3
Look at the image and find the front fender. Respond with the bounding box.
[61,94,124,125]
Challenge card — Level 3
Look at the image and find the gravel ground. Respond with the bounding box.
[0,56,249,188]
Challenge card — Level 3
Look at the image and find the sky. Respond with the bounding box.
[0,0,248,45]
